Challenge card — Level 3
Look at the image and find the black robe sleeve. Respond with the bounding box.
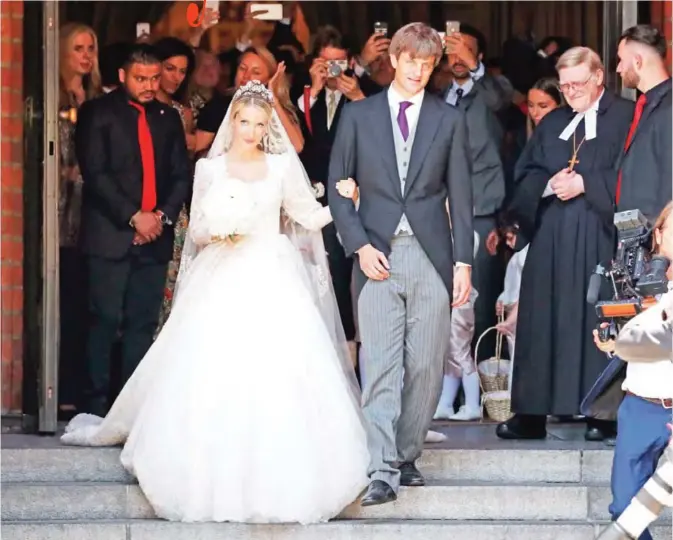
[581,164,618,229]
[508,123,550,242]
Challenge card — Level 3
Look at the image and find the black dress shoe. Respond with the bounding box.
[360,480,397,507]
[399,462,425,487]
[585,419,617,442]
[496,414,547,440]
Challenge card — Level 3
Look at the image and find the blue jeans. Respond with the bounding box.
[609,393,671,540]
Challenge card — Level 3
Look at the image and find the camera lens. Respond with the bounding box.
[328,63,342,78]
[649,255,670,275]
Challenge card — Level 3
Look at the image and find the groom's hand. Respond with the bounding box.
[357,244,390,281]
[452,266,471,307]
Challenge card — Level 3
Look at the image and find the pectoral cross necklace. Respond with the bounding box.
[568,131,586,171]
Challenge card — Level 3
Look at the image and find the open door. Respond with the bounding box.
[21,1,60,434]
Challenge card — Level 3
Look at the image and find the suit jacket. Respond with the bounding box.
[446,88,505,217]
[298,88,349,188]
[615,291,673,363]
[327,89,474,298]
[616,78,672,220]
[76,88,192,262]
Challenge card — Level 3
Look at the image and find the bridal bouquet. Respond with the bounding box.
[201,181,257,242]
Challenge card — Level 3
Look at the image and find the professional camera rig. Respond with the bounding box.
[587,210,670,341]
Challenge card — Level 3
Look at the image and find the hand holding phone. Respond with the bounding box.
[445,21,460,35]
[374,22,388,37]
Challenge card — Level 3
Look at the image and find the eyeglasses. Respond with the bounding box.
[559,74,594,93]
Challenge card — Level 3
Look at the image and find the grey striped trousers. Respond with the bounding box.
[358,235,452,491]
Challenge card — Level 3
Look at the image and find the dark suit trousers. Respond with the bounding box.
[84,248,166,415]
[323,222,355,341]
[472,216,505,361]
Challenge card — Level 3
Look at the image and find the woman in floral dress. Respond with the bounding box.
[153,38,196,333]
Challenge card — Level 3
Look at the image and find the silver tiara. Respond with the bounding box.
[233,80,274,104]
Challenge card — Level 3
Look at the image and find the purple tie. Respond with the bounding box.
[397,101,412,141]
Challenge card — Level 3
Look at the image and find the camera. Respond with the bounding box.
[327,60,349,78]
[587,210,670,340]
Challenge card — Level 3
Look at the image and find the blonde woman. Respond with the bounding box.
[195,46,304,154]
[58,22,102,418]
[62,81,367,523]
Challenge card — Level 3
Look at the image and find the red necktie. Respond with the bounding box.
[616,94,647,205]
[129,101,157,212]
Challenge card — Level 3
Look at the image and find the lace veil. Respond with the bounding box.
[174,81,363,409]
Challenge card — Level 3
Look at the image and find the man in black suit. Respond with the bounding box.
[615,24,672,220]
[75,44,192,416]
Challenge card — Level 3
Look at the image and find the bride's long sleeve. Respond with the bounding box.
[281,154,332,232]
[189,159,213,246]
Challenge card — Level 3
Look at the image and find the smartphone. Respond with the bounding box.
[445,21,460,35]
[250,3,283,21]
[374,21,388,37]
[136,22,150,39]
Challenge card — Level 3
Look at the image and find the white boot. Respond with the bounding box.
[434,375,460,419]
[449,404,482,421]
[449,372,482,421]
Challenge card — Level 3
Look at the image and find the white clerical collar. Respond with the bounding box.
[559,89,605,141]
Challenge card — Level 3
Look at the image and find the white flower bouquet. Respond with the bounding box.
[201,180,257,242]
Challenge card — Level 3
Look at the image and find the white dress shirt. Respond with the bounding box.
[297,88,343,117]
[619,290,673,399]
[387,84,424,236]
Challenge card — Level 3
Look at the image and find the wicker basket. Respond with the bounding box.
[475,325,510,392]
[482,390,513,422]
[474,321,513,422]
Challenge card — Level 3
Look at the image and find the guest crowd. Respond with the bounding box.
[53,3,671,534]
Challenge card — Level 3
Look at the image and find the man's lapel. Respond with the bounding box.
[371,91,402,195]
[145,102,168,170]
[113,89,143,164]
[625,79,671,155]
[404,94,442,196]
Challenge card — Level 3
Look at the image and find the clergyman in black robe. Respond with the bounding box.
[497,48,634,441]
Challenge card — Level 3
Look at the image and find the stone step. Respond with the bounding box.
[1,447,614,484]
[6,481,669,523]
[1,519,672,540]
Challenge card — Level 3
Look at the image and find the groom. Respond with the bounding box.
[328,22,474,506]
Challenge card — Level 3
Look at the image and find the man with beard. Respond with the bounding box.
[443,25,506,368]
[615,24,671,220]
[498,47,634,441]
[76,44,192,416]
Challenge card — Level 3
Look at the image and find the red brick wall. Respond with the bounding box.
[651,0,673,70]
[0,0,24,414]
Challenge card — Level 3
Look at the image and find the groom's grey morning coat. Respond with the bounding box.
[327,89,474,299]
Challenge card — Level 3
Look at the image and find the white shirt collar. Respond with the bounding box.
[559,89,605,141]
[326,88,342,101]
[451,78,474,98]
[387,83,424,109]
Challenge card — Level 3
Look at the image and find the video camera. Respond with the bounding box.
[587,210,670,341]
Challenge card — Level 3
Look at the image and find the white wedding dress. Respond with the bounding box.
[61,152,370,524]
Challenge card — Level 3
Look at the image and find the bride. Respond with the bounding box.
[61,81,370,524]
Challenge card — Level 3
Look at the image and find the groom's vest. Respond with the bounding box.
[391,107,419,235]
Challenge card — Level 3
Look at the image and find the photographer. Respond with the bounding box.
[295,26,377,365]
[593,201,673,540]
